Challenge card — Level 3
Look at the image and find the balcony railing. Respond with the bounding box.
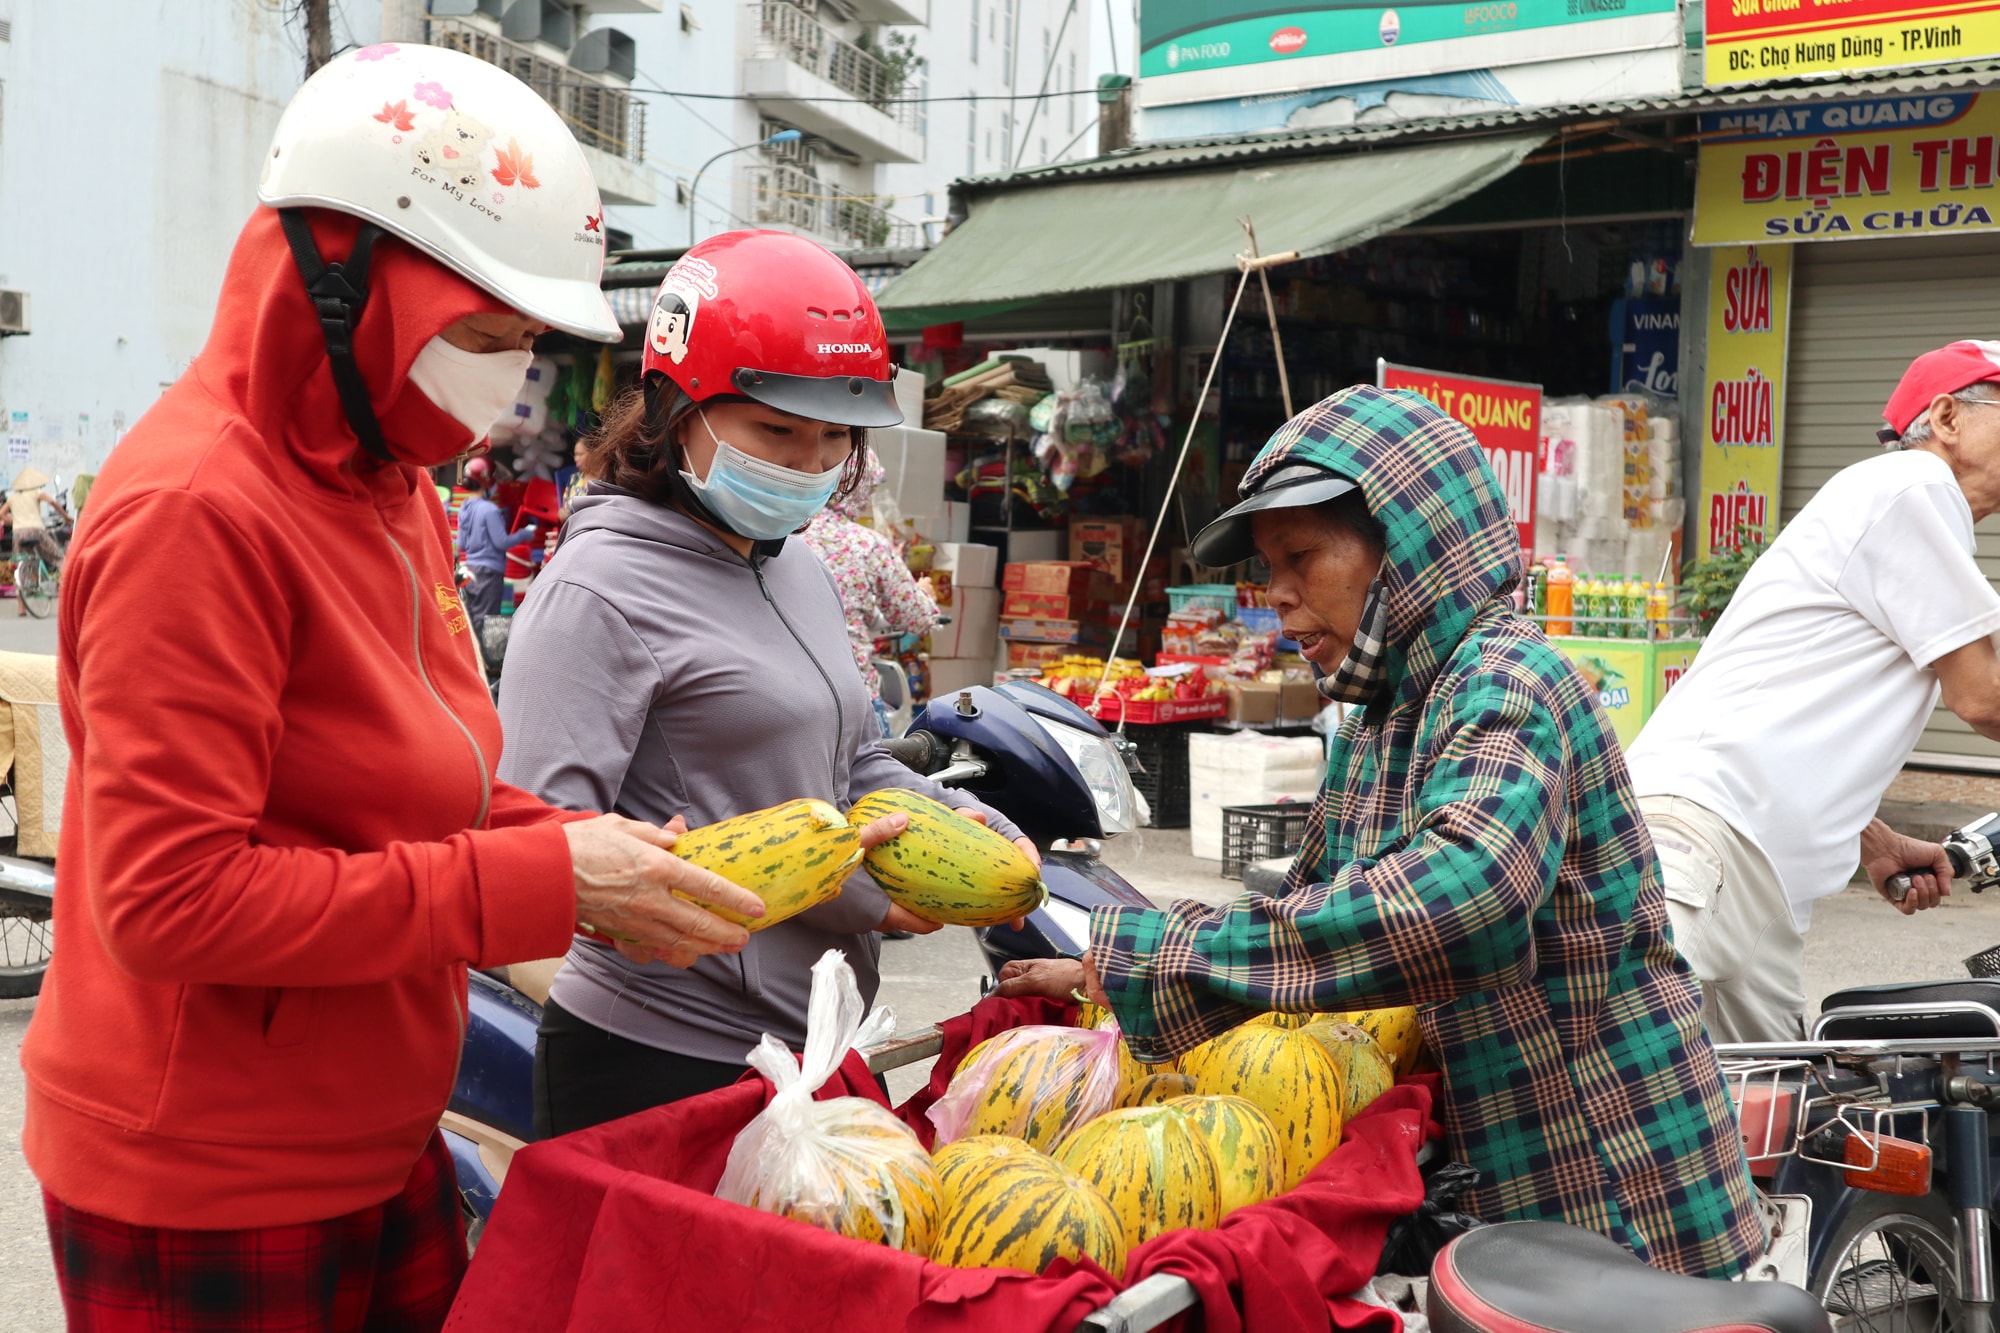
[753,3,921,135]
[751,163,919,251]
[428,17,646,162]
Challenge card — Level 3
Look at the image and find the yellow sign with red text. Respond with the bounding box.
[1699,244,1793,561]
[1695,91,2000,245]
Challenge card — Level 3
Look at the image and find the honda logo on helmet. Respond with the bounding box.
[818,342,877,354]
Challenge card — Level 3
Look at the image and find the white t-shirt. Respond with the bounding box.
[1628,449,2000,928]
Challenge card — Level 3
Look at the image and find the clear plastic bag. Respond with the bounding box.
[927,1023,1120,1152]
[716,951,942,1254]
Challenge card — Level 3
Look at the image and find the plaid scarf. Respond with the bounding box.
[1089,386,1762,1280]
[1316,564,1390,705]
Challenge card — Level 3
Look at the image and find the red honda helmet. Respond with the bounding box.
[640,230,902,429]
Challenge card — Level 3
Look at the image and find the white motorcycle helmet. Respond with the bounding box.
[258,43,619,457]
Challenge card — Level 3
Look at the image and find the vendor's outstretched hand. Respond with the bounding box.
[567,813,764,967]
[995,954,1110,1009]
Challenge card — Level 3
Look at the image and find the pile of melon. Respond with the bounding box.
[728,1001,1426,1279]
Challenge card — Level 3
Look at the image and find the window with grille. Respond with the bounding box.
[1067,53,1076,132]
[969,0,978,62]
[1002,0,1014,86]
[968,105,978,174]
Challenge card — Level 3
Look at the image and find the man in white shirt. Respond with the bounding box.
[1628,341,2000,1042]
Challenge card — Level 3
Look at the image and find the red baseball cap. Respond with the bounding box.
[463,456,493,483]
[1882,340,2000,440]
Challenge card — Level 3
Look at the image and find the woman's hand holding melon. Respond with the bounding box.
[566,814,768,967]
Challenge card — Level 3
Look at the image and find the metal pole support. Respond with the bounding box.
[1946,1104,1996,1330]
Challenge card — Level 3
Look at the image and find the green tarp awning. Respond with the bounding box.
[876,133,1548,325]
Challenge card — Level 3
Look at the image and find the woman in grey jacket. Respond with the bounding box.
[497,233,1029,1134]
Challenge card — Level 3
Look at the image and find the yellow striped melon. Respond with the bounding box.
[1177,1095,1286,1216]
[933,1150,1129,1278]
[848,788,1046,927]
[1336,1006,1425,1073]
[1075,1001,1113,1030]
[1054,1105,1222,1245]
[931,1134,1038,1210]
[668,799,862,930]
[742,1098,942,1255]
[1119,1071,1196,1108]
[1301,1019,1396,1120]
[942,1027,1117,1152]
[1180,1024,1344,1189]
[1246,1012,1315,1031]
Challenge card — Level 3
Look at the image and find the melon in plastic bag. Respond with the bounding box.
[716,951,942,1255]
[926,1023,1120,1152]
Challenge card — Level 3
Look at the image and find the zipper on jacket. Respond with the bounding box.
[750,552,845,792]
[382,526,493,829]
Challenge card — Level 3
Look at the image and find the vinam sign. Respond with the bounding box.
[1378,360,1541,550]
[1693,92,2000,245]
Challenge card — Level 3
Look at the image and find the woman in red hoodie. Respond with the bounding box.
[17,46,805,1332]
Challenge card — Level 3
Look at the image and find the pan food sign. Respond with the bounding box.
[1138,0,1680,105]
[1694,92,2000,245]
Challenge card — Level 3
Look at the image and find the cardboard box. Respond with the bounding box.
[1004,531,1065,563]
[873,425,948,529]
[1280,680,1324,722]
[999,617,1093,645]
[935,586,999,659]
[927,656,996,696]
[1070,516,1145,585]
[1003,560,1102,596]
[1006,641,1070,671]
[1001,589,1106,620]
[933,542,998,589]
[893,366,926,428]
[1227,681,1282,724]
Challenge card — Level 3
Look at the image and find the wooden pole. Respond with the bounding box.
[1240,218,1294,419]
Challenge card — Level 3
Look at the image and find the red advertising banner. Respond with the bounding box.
[1377,360,1542,549]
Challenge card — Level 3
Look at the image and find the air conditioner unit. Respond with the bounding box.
[0,290,28,336]
[570,27,635,81]
[502,0,574,49]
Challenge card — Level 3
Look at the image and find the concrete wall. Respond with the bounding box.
[0,2,381,481]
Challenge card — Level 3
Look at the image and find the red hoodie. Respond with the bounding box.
[20,208,581,1229]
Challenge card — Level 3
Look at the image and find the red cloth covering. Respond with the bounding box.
[446,995,1430,1333]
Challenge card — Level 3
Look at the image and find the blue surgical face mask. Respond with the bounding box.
[680,411,844,541]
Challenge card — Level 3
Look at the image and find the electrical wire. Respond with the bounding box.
[1011,0,1078,171]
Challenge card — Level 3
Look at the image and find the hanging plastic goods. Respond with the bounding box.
[716,952,942,1255]
[927,1024,1121,1153]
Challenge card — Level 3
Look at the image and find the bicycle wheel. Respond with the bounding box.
[0,899,51,999]
[1812,1186,1964,1332]
[18,556,53,619]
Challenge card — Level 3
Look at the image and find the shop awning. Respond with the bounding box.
[875,132,1547,326]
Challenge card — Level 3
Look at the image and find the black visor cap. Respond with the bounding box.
[1189,467,1361,568]
[731,367,905,429]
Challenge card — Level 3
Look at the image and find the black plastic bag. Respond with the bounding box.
[1378,1161,1486,1276]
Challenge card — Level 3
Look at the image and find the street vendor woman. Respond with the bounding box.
[16,47,816,1331]
[1000,385,1764,1280]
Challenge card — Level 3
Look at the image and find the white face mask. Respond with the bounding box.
[405,336,532,444]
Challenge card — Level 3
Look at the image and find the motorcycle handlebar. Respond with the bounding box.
[1888,843,1975,902]
[881,731,942,775]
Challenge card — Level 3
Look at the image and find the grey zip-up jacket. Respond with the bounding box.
[496,487,1019,1063]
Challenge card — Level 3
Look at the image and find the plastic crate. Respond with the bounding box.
[1125,723,1200,829]
[1167,585,1237,616]
[1220,803,1315,879]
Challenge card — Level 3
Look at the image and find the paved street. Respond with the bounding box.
[2,763,1999,1327]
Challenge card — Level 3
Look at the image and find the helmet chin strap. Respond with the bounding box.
[278,209,396,464]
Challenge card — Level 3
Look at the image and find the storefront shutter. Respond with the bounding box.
[1785,234,2000,768]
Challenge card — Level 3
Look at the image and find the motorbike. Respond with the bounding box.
[443,679,1158,1241]
[1435,808,2000,1333]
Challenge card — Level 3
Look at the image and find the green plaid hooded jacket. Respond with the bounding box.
[1092,386,1762,1279]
